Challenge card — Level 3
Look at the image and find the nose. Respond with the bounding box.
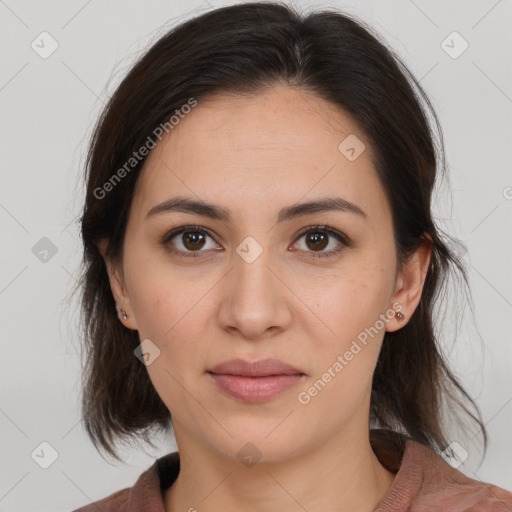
[217,242,292,340]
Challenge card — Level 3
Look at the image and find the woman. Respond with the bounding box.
[72,2,512,511]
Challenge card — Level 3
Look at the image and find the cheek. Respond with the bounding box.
[306,265,392,345]
[125,254,205,339]
[297,293,385,420]
[125,257,215,364]
[298,258,393,394]
[130,276,211,417]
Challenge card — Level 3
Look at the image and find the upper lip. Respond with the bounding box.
[209,358,304,377]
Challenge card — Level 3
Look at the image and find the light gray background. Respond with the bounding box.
[1,0,511,510]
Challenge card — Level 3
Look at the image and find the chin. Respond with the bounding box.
[200,419,311,466]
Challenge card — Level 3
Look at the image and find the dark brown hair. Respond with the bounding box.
[72,1,488,462]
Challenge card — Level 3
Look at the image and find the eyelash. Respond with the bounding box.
[160,224,351,260]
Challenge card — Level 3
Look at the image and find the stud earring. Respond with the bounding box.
[116,305,128,320]
[395,311,405,322]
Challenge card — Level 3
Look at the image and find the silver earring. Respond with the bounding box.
[116,305,128,320]
[395,311,405,322]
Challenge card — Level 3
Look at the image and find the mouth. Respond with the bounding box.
[207,358,306,403]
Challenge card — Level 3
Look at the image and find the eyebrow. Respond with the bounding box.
[145,196,367,223]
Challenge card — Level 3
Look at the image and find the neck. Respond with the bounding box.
[164,424,396,512]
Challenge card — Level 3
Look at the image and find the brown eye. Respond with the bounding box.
[304,231,329,251]
[181,231,207,251]
[161,225,220,258]
[292,225,349,259]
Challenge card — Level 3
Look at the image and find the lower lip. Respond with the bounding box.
[208,373,304,403]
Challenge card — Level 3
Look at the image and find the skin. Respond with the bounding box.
[98,85,432,512]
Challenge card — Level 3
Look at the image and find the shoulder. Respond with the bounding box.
[372,430,512,511]
[71,451,180,512]
[414,442,512,511]
[412,469,512,511]
[72,487,131,512]
[405,440,512,511]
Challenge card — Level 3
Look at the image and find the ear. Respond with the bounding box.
[97,238,138,331]
[386,232,432,332]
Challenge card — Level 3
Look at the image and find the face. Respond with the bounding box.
[101,85,430,463]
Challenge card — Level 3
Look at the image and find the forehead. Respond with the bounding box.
[130,86,390,225]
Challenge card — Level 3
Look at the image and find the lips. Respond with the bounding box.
[209,358,304,377]
[208,358,305,403]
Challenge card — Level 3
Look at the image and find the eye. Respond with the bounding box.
[291,225,349,259]
[161,225,221,259]
[161,224,351,260]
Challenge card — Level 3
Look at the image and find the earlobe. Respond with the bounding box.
[387,233,432,332]
[96,238,139,331]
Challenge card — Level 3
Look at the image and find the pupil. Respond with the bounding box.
[308,232,327,250]
[184,232,204,250]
